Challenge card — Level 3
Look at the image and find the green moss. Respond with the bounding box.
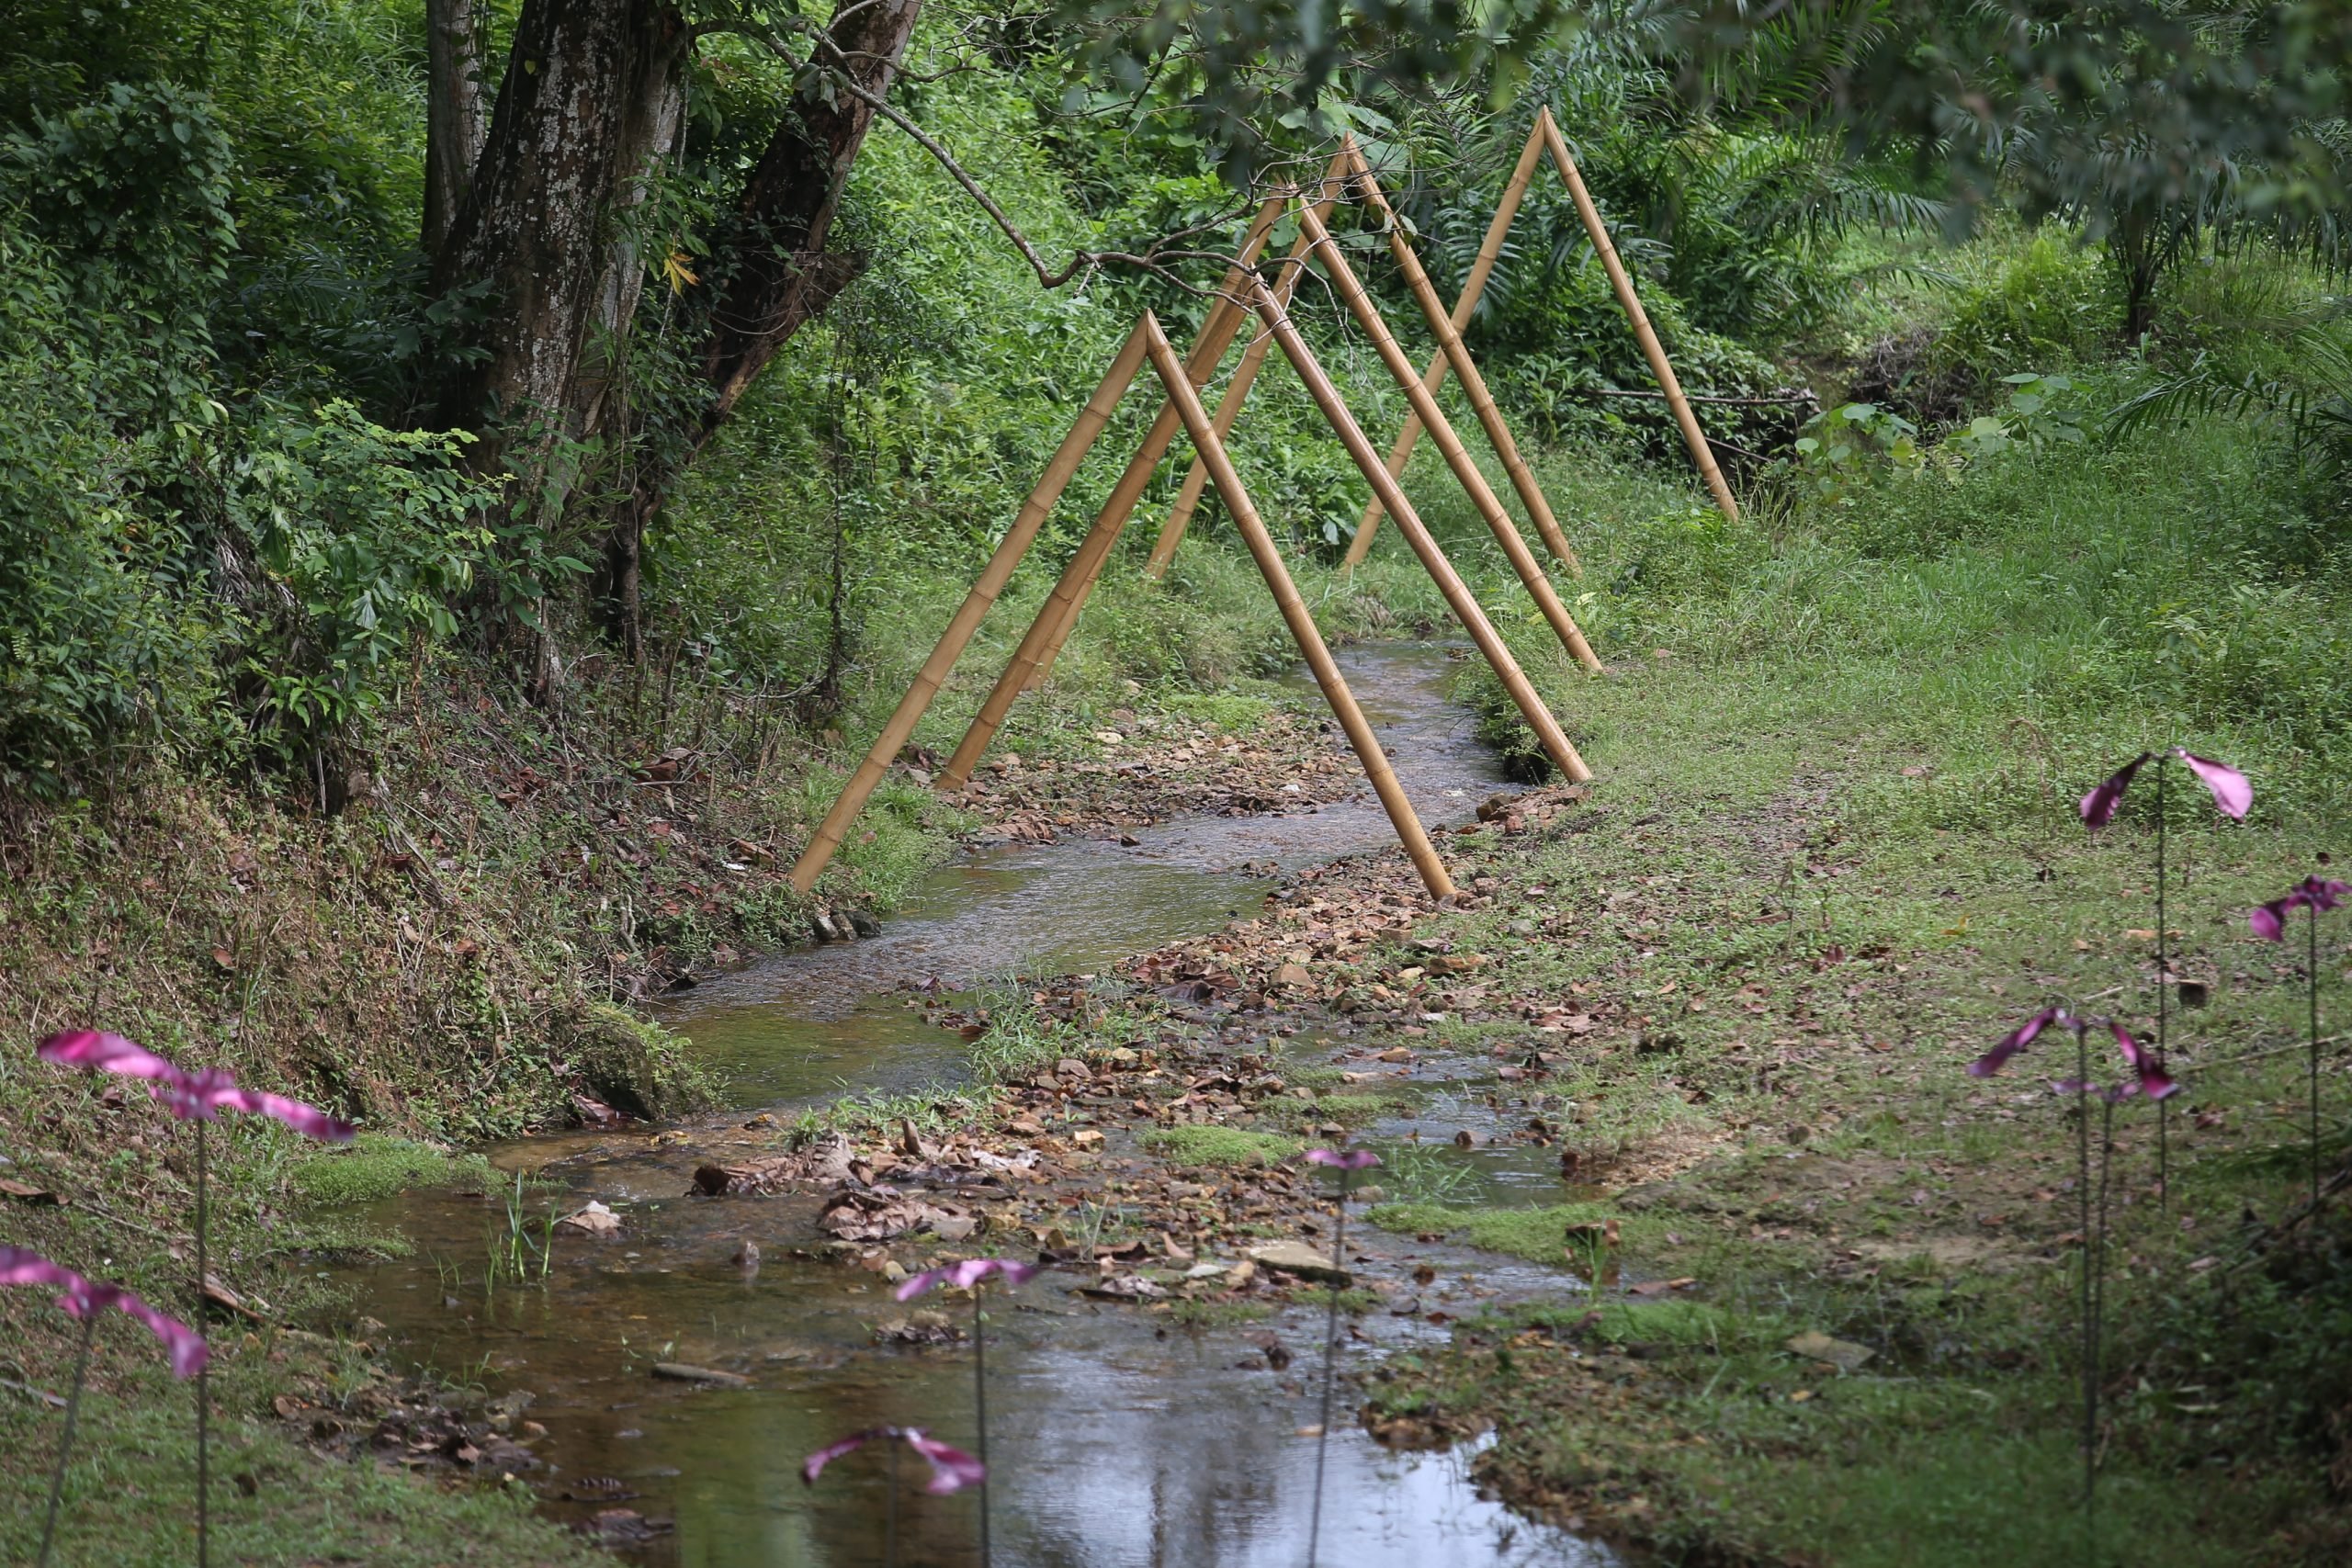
[1366,1201,1666,1262]
[1139,1126,1304,1168]
[566,1001,716,1122]
[288,1134,492,1209]
[1167,1298,1275,1329]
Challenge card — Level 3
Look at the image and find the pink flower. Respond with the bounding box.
[38,1030,352,1142]
[0,1247,208,1379]
[1304,1148,1382,1169]
[800,1427,986,1494]
[2249,876,2351,942]
[2080,750,2250,829]
[1972,1010,2177,1100]
[894,1258,1042,1303]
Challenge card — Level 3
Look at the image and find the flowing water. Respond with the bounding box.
[345,647,1624,1567]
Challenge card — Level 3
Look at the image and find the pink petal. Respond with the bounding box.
[237,1090,355,1143]
[2109,1020,2180,1101]
[85,1285,209,1379]
[1970,1007,2064,1077]
[893,1268,950,1303]
[801,1429,876,1485]
[2175,750,2250,820]
[36,1030,183,1084]
[901,1430,987,1495]
[1304,1148,1382,1169]
[0,1247,87,1295]
[2079,754,2149,829]
[2250,897,2295,942]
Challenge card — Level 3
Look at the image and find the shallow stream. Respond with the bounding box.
[343,647,1623,1567]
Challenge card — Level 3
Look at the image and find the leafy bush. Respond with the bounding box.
[227,401,522,775]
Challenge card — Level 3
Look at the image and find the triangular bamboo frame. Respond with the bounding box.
[785,141,1644,895]
[789,306,1465,898]
[1346,106,1739,566]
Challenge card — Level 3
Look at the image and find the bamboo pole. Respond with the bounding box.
[1139,312,1454,899]
[1347,121,1549,567]
[1243,277,1592,784]
[1295,202,1602,673]
[1340,139,1580,575]
[788,321,1153,891]
[1146,154,1355,578]
[1538,107,1739,521]
[944,203,1293,776]
[1019,188,1296,686]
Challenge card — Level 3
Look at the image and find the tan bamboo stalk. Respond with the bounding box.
[1347,121,1549,567]
[1147,154,1356,577]
[788,322,1153,891]
[1243,278,1592,784]
[945,205,1294,773]
[1019,187,1296,685]
[1139,312,1454,899]
[1538,107,1739,521]
[1295,202,1602,673]
[1340,139,1580,575]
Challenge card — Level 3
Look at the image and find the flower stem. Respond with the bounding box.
[196,1114,210,1568]
[2092,1093,2117,1558]
[973,1289,991,1568]
[1308,1168,1352,1568]
[2312,903,2323,1208]
[38,1312,96,1568]
[2075,1034,2094,1523]
[2155,761,2170,1212]
[885,1435,899,1568]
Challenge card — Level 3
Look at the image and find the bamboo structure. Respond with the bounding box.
[1145,158,1355,578]
[1026,164,1347,681]
[1340,138,1579,574]
[1345,125,1546,567]
[1538,109,1738,521]
[1241,277,1592,784]
[939,195,1295,781]
[1293,201,1603,673]
[1350,106,1737,563]
[788,322,1153,891]
[1139,312,1454,898]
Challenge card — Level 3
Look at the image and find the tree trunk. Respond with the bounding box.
[422,0,487,257]
[594,0,924,653]
[699,0,924,423]
[431,0,691,466]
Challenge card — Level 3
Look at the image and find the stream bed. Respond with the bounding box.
[339,647,1624,1567]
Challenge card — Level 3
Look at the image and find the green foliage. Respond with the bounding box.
[1932,234,2118,385]
[229,403,514,766]
[1947,373,2086,458]
[1791,400,1920,502]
